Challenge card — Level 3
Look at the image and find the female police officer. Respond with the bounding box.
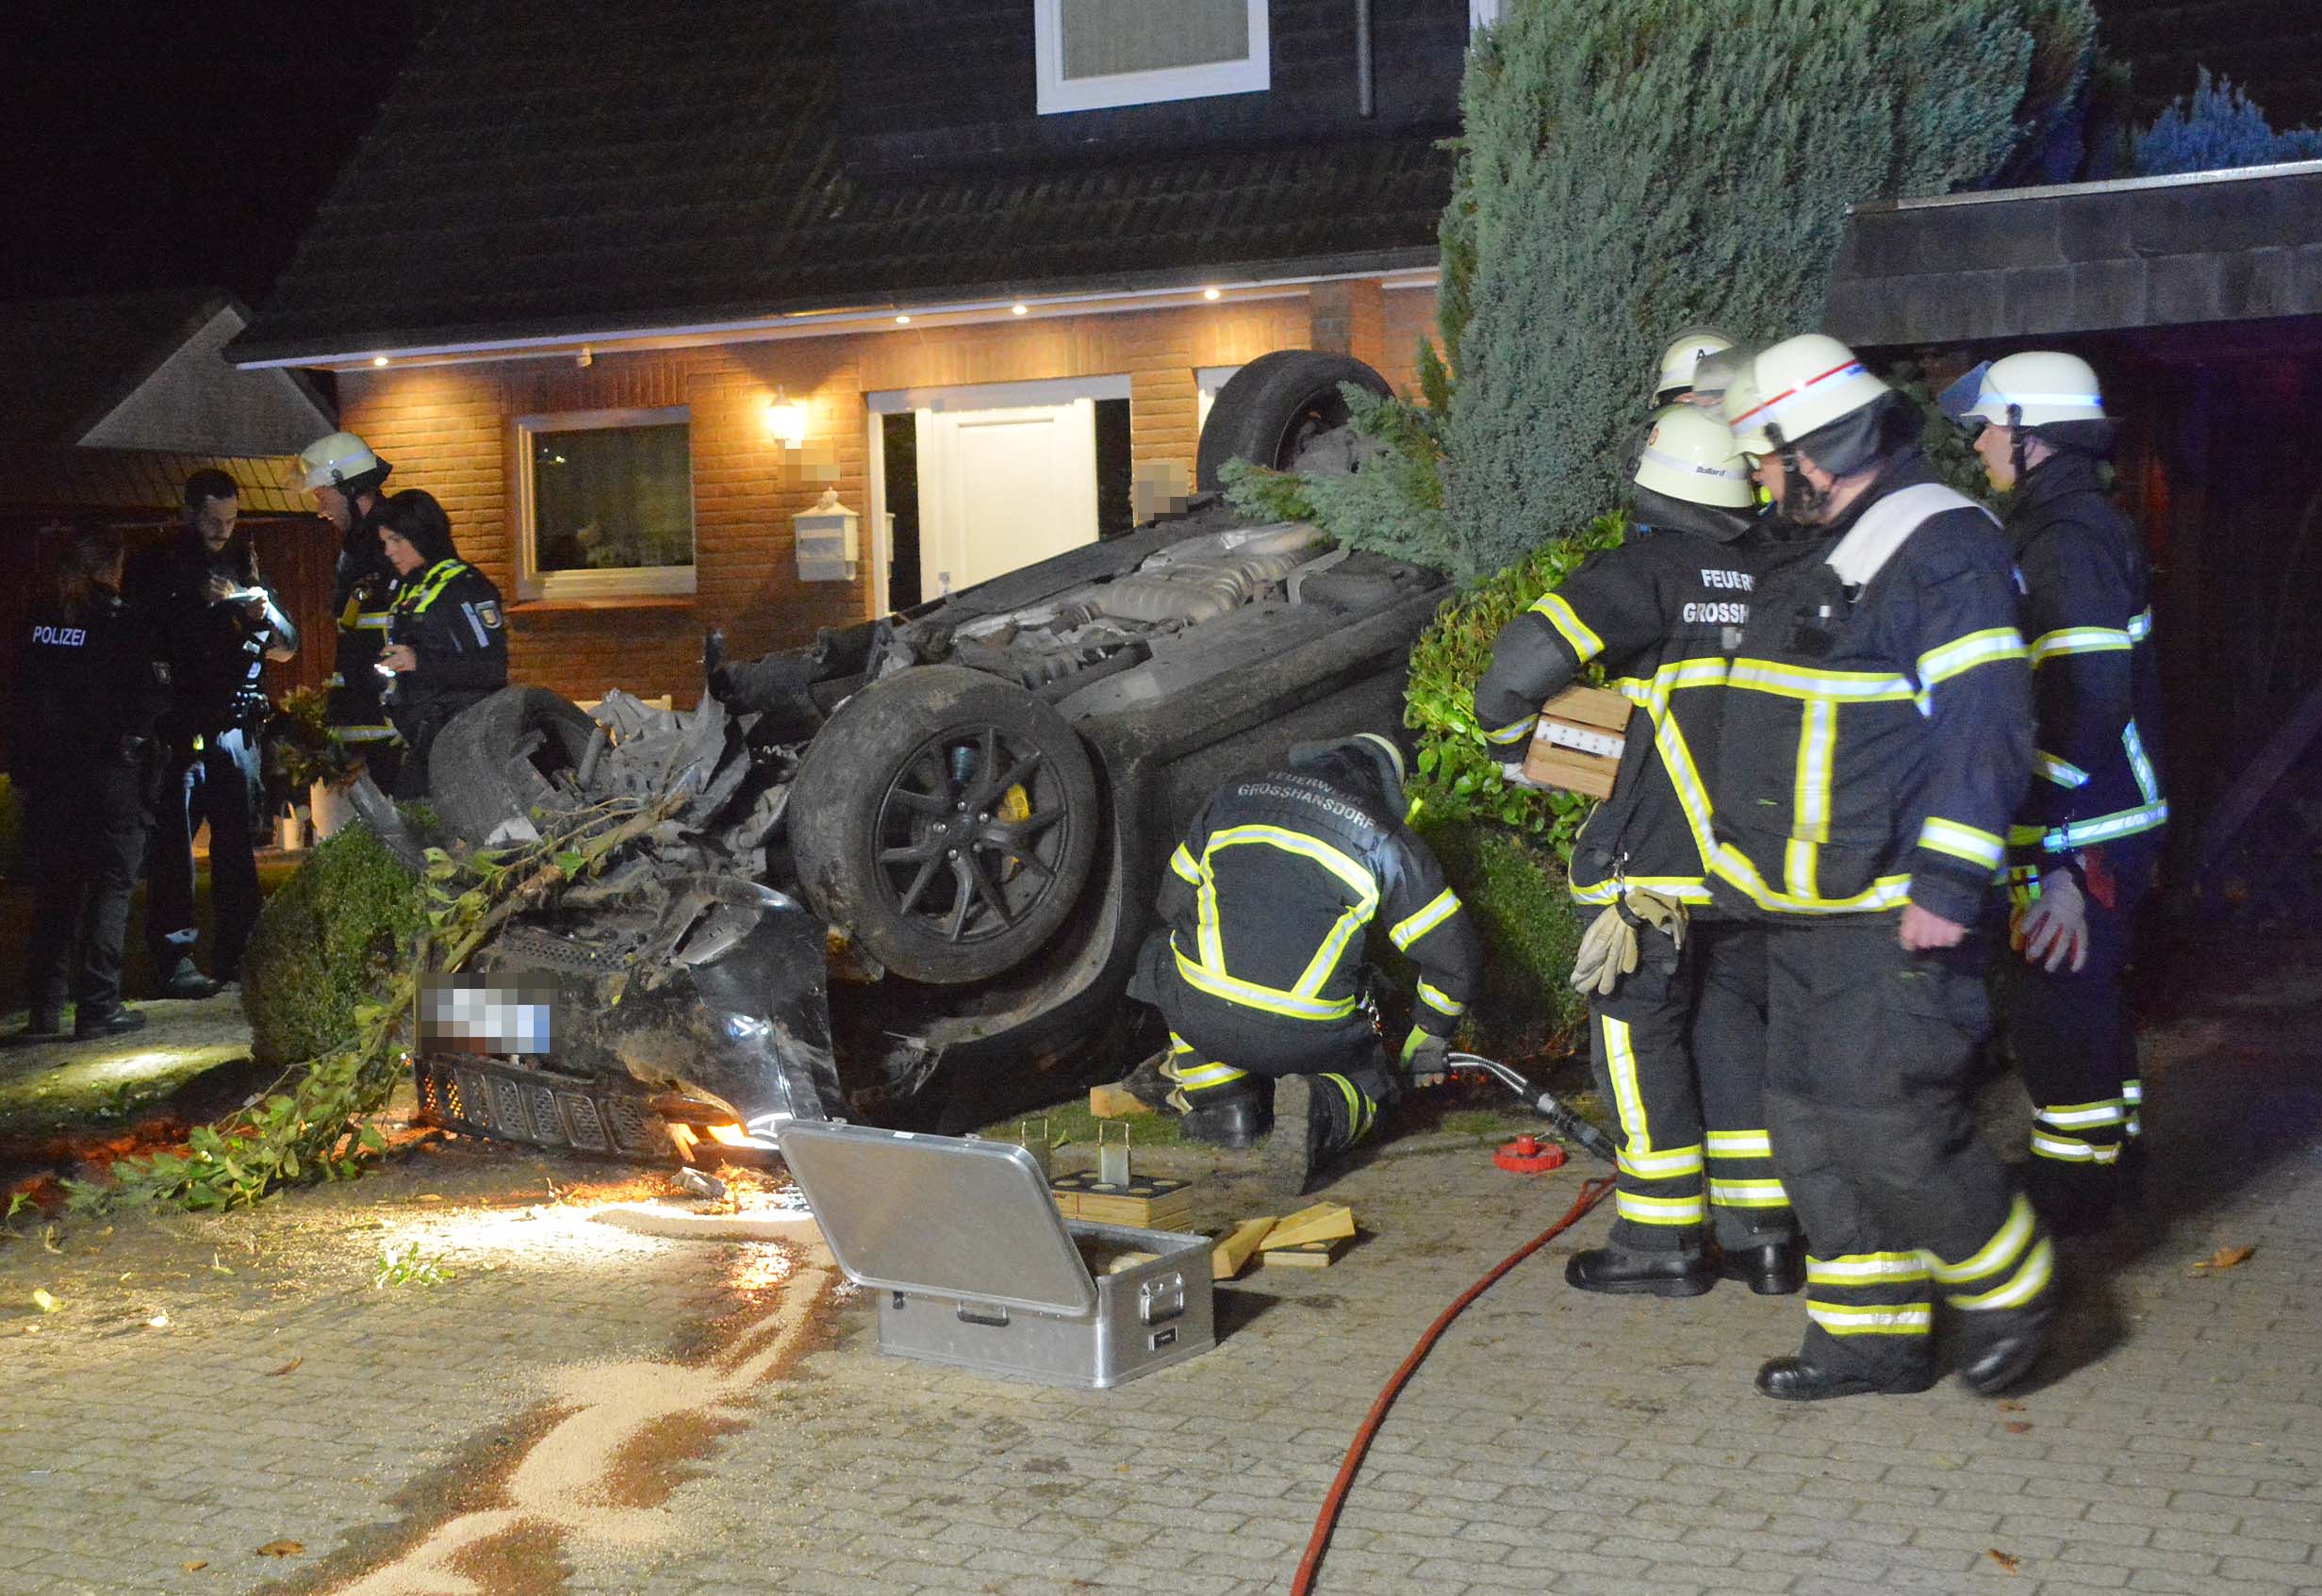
[374,490,508,798]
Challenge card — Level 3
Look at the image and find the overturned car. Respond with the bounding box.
[406,365,1448,1155]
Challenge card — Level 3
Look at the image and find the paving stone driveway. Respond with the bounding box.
[1,940,2316,1596]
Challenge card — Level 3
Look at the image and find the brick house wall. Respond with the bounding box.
[338,286,1441,707]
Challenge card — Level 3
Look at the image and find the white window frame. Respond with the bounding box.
[513,404,697,601]
[1469,0,1504,32]
[1034,0,1269,115]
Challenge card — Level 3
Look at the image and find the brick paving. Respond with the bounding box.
[1,939,2317,1596]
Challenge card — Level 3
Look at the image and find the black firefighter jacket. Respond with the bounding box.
[1707,459,2034,930]
[384,558,509,759]
[2006,452,2166,863]
[1158,742,1483,1045]
[1474,519,1814,908]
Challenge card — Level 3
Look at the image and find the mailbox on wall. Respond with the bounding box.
[794,487,859,583]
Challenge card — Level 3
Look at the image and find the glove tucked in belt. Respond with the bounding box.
[1570,887,1688,997]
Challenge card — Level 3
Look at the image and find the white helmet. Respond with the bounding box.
[1654,326,1735,402]
[1946,352,2106,428]
[1723,334,1891,456]
[1633,405,1755,509]
[294,431,388,494]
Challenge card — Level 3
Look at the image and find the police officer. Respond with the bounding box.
[1133,732,1483,1194]
[1474,404,1805,1298]
[1713,334,2053,1400]
[295,431,403,790]
[10,531,170,1040]
[1946,353,2165,1234]
[125,470,298,993]
[374,489,508,798]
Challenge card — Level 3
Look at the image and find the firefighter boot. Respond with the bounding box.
[1160,1048,1270,1150]
[1261,1072,1381,1196]
[1957,1294,2058,1397]
[1717,1237,1806,1295]
[1566,1245,1714,1297]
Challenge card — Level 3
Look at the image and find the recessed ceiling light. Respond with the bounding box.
[895,314,912,325]
[371,355,390,366]
[1012,303,1029,316]
[1203,288,1221,301]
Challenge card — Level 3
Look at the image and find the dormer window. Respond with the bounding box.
[1034,0,1269,114]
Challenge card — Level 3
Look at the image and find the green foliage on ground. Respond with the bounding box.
[1443,0,2098,577]
[1403,511,1628,845]
[239,826,431,1071]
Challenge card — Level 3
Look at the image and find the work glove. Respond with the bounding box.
[1400,1026,1450,1088]
[2012,868,2089,973]
[1568,888,1688,997]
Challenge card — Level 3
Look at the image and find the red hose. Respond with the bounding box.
[1290,1175,1616,1596]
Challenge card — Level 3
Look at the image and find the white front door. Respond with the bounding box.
[914,398,1100,598]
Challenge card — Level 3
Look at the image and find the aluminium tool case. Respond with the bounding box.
[778,1121,1215,1389]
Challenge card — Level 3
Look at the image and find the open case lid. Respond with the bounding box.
[778,1121,1097,1318]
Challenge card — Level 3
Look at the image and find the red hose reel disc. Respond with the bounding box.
[1491,1133,1567,1174]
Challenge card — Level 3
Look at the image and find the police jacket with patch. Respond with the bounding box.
[9,591,169,782]
[1158,743,1483,1040]
[328,514,399,744]
[1474,521,1805,908]
[2006,452,2166,862]
[123,532,279,740]
[1707,459,2034,929]
[385,559,508,742]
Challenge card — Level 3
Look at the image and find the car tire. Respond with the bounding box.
[1194,350,1392,492]
[788,666,1100,986]
[426,686,600,848]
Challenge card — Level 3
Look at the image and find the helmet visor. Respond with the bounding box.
[1936,361,1994,423]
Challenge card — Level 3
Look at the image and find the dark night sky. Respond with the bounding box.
[2,0,431,307]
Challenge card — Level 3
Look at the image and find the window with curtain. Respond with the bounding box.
[518,407,696,599]
[1035,0,1268,114]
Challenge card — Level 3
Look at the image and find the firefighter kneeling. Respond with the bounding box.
[1128,733,1482,1195]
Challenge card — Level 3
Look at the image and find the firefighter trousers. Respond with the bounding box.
[1764,917,2055,1386]
[1589,916,1796,1255]
[1997,842,2154,1230]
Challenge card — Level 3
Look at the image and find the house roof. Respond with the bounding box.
[1827,160,2322,349]
[231,0,1455,367]
[0,446,305,519]
[0,288,237,445]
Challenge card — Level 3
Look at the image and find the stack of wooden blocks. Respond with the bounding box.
[1210,1201,1358,1278]
[1049,1170,1199,1231]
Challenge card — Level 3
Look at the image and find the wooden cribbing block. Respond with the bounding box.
[1049,1170,1198,1231]
[1261,1237,1349,1269]
[1521,684,1632,801]
[1210,1216,1277,1281]
[1088,1083,1151,1117]
[1260,1201,1356,1251]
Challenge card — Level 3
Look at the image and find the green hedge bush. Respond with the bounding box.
[240,824,430,1068]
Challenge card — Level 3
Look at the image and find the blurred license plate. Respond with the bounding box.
[419,975,556,1056]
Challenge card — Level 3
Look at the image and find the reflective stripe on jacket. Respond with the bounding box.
[1707,461,2034,927]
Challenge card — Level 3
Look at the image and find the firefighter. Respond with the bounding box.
[9,531,170,1040]
[1712,334,2053,1400]
[124,469,298,993]
[374,489,508,798]
[1945,352,2164,1234]
[1653,327,1737,408]
[1474,404,1805,1297]
[1130,733,1483,1194]
[295,431,403,791]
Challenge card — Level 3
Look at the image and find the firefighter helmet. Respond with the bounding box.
[1724,334,1891,457]
[1633,404,1755,509]
[1654,326,1736,403]
[293,431,390,495]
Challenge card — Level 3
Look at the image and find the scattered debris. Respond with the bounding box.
[146,1312,170,1329]
[2191,1243,2254,1275]
[40,1226,61,1254]
[267,1357,303,1377]
[208,1252,234,1277]
[30,1289,60,1314]
[674,1167,728,1202]
[181,1561,207,1572]
[1088,1083,1150,1118]
[372,1243,449,1290]
[255,1539,305,1558]
[2003,1420,2032,1434]
[1985,1548,2021,1574]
